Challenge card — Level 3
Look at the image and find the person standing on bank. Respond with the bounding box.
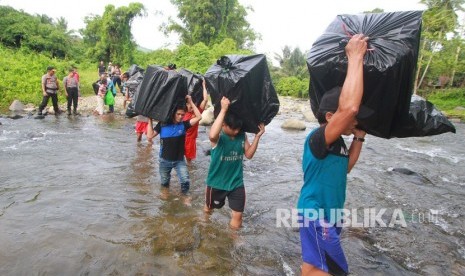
[38,66,61,115]
[63,68,80,115]
[98,60,106,77]
[146,95,202,195]
[204,96,265,229]
[298,34,370,276]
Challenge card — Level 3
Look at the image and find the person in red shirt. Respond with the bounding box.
[183,79,208,164]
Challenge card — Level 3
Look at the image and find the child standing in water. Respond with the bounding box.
[204,96,265,229]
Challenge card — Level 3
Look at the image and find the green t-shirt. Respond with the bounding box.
[206,131,245,191]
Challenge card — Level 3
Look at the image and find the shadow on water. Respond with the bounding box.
[0,114,464,275]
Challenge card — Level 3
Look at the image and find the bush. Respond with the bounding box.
[275,76,309,98]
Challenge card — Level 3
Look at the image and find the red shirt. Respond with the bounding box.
[183,107,204,139]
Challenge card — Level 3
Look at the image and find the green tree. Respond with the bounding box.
[81,3,146,65]
[163,0,258,49]
[415,0,465,91]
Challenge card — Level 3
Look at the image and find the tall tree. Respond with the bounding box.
[81,3,146,65]
[415,0,465,91]
[163,0,257,49]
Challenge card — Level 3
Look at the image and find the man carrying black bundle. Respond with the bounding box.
[147,96,202,200]
[298,34,370,276]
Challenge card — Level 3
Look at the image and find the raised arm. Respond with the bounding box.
[244,123,265,159]
[146,119,159,139]
[325,34,368,145]
[187,95,202,126]
[209,96,230,146]
[199,79,208,110]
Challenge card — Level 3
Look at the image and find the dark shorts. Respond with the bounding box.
[205,186,245,212]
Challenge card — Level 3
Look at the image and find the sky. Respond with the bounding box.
[0,0,426,56]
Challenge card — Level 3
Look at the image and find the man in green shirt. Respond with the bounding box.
[204,96,265,229]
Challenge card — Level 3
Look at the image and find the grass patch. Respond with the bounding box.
[424,88,465,120]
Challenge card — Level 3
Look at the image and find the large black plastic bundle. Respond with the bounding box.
[307,11,454,138]
[205,54,280,133]
[128,64,144,77]
[125,71,144,118]
[179,68,204,106]
[392,95,456,137]
[134,65,187,122]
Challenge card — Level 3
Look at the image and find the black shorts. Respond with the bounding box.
[205,186,245,212]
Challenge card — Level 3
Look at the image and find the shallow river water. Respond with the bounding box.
[0,113,464,275]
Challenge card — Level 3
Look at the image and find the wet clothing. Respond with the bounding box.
[135,122,148,134]
[205,186,246,212]
[159,158,190,193]
[298,125,350,275]
[154,121,192,193]
[206,131,245,191]
[183,107,204,160]
[299,217,348,276]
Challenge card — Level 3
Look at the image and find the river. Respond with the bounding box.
[0,112,464,275]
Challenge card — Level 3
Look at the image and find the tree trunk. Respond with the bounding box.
[414,39,428,94]
[450,45,461,87]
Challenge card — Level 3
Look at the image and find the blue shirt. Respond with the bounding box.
[297,126,349,222]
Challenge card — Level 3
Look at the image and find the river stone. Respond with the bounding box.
[24,107,36,113]
[303,110,317,122]
[7,114,23,120]
[454,106,465,111]
[199,107,214,126]
[9,100,25,111]
[281,119,306,130]
[450,118,461,123]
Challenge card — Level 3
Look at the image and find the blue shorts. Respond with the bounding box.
[299,217,349,276]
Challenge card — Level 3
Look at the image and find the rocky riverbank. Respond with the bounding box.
[5,95,317,129]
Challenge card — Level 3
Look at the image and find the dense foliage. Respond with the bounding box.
[0,6,84,59]
[1,1,464,116]
[80,3,146,65]
[163,0,257,49]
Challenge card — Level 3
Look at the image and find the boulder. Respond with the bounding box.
[199,107,214,126]
[302,110,317,122]
[9,100,25,111]
[454,106,465,111]
[281,119,306,130]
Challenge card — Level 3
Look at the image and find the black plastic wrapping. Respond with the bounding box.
[391,95,456,137]
[205,54,280,133]
[128,64,144,77]
[179,68,204,106]
[134,65,187,122]
[125,71,144,118]
[307,11,453,138]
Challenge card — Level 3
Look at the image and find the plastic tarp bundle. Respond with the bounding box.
[125,71,144,118]
[307,11,455,138]
[128,64,145,77]
[205,54,280,133]
[179,68,204,106]
[392,95,456,137]
[134,65,187,122]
